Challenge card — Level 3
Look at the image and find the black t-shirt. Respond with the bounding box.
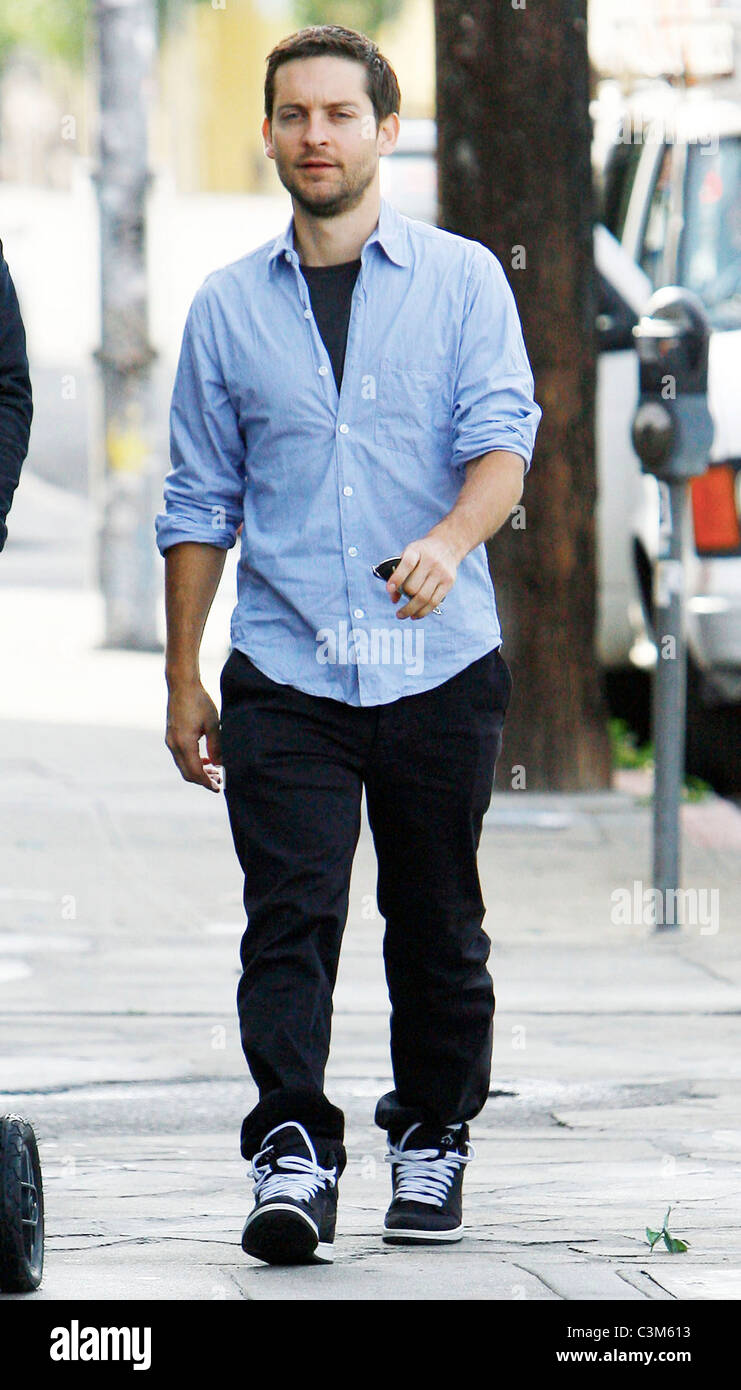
[299,258,362,394]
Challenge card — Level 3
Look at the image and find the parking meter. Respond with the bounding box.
[631,287,713,479]
[629,288,714,926]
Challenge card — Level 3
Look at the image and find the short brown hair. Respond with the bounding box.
[265,25,401,130]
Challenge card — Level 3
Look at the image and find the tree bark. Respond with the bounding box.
[434,0,611,790]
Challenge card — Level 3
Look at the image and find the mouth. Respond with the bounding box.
[299,161,337,169]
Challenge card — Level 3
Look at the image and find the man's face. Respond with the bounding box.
[263,55,398,219]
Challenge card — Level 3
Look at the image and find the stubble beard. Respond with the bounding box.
[275,152,378,219]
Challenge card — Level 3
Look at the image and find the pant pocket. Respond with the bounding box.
[219,648,240,704]
[495,649,513,714]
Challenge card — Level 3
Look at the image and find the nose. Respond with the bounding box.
[301,113,331,148]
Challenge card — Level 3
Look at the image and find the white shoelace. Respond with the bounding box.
[251,1124,337,1204]
[385,1124,475,1207]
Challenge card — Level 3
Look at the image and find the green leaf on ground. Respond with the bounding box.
[645,1205,689,1253]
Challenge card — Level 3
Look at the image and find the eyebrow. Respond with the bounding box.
[276,101,362,113]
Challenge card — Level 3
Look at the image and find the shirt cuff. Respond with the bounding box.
[451,429,536,475]
[154,513,239,556]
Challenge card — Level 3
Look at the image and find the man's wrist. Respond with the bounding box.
[427,517,472,567]
[165,663,201,691]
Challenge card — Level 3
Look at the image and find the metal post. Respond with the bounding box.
[94,0,161,650]
[652,479,688,925]
[631,286,713,936]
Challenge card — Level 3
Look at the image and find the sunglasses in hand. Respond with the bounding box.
[371,556,443,615]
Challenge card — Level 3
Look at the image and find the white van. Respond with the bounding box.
[385,102,741,790]
[596,88,741,790]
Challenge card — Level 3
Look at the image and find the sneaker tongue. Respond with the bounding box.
[262,1122,315,1162]
[398,1122,464,1152]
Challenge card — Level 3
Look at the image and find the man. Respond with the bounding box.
[156,24,541,1266]
[0,240,33,552]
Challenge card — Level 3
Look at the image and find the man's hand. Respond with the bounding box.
[386,534,460,620]
[162,542,228,790]
[165,679,223,792]
[388,451,527,619]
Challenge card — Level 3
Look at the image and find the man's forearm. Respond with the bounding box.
[428,449,525,564]
[164,541,228,686]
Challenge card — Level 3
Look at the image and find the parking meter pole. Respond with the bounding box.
[652,480,687,924]
[630,287,713,935]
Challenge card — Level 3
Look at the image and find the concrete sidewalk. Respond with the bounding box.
[2,585,741,1301]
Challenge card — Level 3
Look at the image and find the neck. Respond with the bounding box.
[292,189,381,267]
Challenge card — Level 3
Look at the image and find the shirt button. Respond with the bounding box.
[318,365,329,376]
[304,309,312,319]
[348,546,358,557]
[339,423,349,434]
[353,608,364,619]
[343,485,353,496]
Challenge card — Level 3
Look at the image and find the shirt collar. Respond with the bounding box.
[268,196,410,271]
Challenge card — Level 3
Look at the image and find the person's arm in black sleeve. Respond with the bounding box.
[0,240,33,552]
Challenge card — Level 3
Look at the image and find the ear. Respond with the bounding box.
[262,115,275,159]
[377,112,400,159]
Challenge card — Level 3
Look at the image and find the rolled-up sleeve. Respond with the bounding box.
[451,247,541,475]
[155,285,245,555]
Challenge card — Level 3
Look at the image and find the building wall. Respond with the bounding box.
[157,0,435,193]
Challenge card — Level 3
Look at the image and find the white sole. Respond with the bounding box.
[242,1202,334,1264]
[382,1224,464,1243]
[313,1242,335,1263]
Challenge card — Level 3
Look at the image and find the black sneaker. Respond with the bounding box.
[241,1121,339,1265]
[382,1121,474,1243]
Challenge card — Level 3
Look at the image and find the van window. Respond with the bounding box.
[678,136,741,329]
[601,140,643,239]
[639,145,674,287]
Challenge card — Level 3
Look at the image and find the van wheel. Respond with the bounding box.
[0,1115,44,1292]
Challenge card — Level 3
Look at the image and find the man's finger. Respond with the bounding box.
[206,722,222,766]
[411,581,448,619]
[167,733,218,790]
[396,570,439,618]
[387,547,420,599]
[178,747,211,786]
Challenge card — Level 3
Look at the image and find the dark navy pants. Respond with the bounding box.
[219,645,511,1167]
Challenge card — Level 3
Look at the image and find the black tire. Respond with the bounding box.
[685,657,741,797]
[0,1115,44,1293]
[633,543,741,796]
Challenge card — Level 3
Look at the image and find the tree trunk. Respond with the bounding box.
[434,0,611,790]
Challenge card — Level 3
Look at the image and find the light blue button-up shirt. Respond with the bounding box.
[155,197,541,705]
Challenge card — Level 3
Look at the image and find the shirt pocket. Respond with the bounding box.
[373,358,451,463]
